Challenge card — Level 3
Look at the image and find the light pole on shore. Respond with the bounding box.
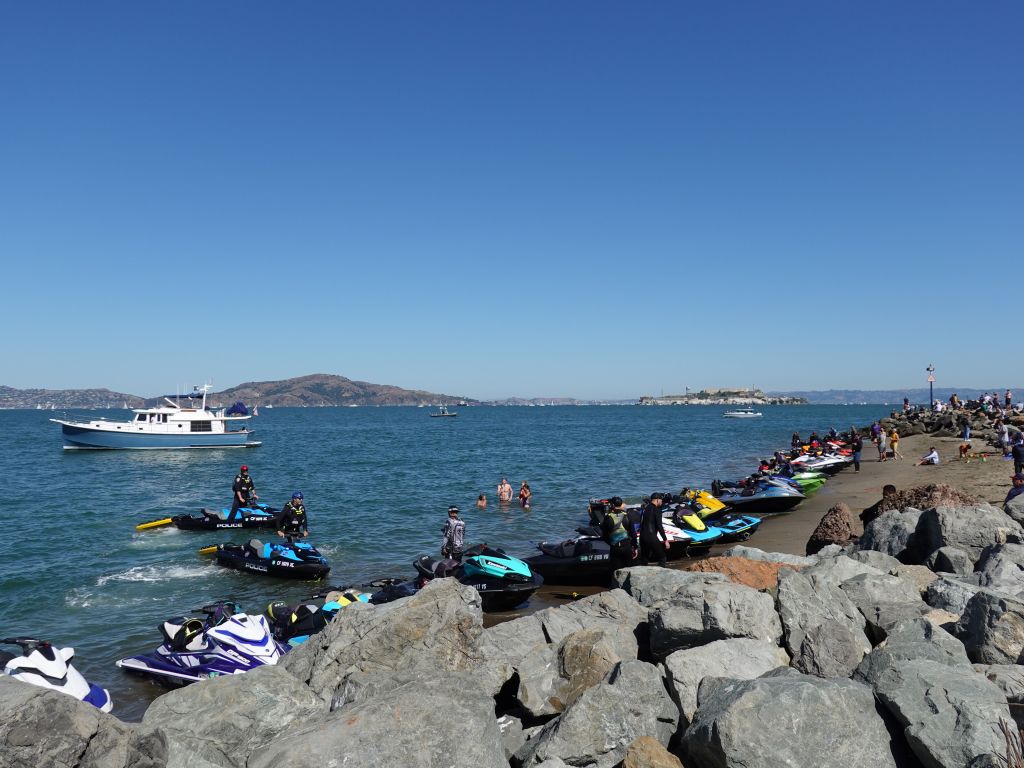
[926,364,935,407]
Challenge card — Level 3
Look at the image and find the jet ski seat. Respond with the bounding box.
[248,539,264,556]
[433,558,459,578]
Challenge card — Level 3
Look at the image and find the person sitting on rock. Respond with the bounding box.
[859,484,897,528]
[917,447,940,466]
[1006,473,1024,505]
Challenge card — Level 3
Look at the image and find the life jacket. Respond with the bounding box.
[603,510,629,545]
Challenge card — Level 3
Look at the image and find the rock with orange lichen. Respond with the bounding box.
[684,556,797,591]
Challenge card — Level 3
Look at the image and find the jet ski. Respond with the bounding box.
[265,590,371,646]
[525,530,613,586]
[372,544,543,612]
[212,537,331,580]
[789,453,851,474]
[116,602,285,685]
[711,479,805,515]
[671,492,762,543]
[136,501,279,532]
[1,637,112,712]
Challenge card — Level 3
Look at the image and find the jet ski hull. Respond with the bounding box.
[174,510,278,531]
[214,543,330,580]
[717,494,803,515]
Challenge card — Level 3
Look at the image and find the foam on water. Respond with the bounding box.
[97,563,215,586]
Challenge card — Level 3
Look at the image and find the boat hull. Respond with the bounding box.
[57,423,260,450]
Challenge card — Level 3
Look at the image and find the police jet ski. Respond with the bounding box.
[208,537,330,580]
[1,637,112,712]
[116,602,284,686]
[371,543,543,612]
[136,501,280,532]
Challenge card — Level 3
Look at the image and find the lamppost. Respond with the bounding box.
[926,364,936,407]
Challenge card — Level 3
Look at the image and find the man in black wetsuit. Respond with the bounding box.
[639,493,670,567]
[276,492,309,538]
[230,465,257,519]
[601,496,637,575]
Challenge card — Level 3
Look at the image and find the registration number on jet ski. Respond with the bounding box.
[579,554,609,562]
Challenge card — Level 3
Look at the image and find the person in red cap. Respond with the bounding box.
[230,465,257,519]
[1006,473,1024,505]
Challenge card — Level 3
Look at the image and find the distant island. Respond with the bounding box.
[639,388,806,406]
[1,377,1018,410]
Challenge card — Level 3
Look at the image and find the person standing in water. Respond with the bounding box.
[518,481,532,509]
[497,478,513,503]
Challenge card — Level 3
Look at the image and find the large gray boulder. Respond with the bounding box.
[868,658,1011,768]
[534,589,649,661]
[280,578,484,705]
[142,665,324,768]
[250,673,506,768]
[0,677,166,768]
[613,567,726,607]
[516,660,678,768]
[974,543,1024,596]
[648,582,782,661]
[858,508,924,562]
[682,669,897,768]
[977,664,1024,728]
[799,555,884,589]
[955,588,1024,664]
[917,505,1024,563]
[721,545,817,567]
[847,550,903,572]
[854,618,972,686]
[776,568,870,677]
[1005,495,1024,527]
[926,546,975,575]
[925,574,984,615]
[838,572,931,643]
[663,638,789,724]
[475,612,549,694]
[515,629,622,717]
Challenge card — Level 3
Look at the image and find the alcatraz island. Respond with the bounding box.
[638,387,806,406]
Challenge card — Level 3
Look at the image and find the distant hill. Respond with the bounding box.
[0,386,145,410]
[204,374,476,408]
[773,387,1021,405]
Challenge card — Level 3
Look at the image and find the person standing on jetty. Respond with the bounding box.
[1012,436,1024,475]
[876,429,889,462]
[602,496,637,573]
[890,428,904,460]
[639,493,670,567]
[230,465,257,519]
[851,430,864,472]
[497,478,513,503]
[441,505,465,561]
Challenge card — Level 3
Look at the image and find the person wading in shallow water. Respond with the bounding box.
[497,478,513,503]
[518,481,532,509]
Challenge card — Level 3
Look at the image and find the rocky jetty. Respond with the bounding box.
[5,494,1024,767]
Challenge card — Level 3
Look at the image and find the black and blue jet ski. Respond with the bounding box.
[524,529,613,586]
[371,543,543,612]
[212,537,331,580]
[136,501,279,532]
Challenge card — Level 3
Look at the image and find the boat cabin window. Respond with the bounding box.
[136,414,146,422]
[190,421,212,433]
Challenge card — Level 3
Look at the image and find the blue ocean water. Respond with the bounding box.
[0,403,883,719]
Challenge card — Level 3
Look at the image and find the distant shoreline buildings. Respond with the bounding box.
[638,388,806,406]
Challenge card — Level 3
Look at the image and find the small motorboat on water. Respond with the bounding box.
[429,405,457,418]
[50,384,261,450]
[723,407,763,418]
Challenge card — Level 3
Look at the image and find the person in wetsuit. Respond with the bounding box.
[230,465,257,519]
[601,496,637,574]
[276,492,309,538]
[638,492,670,567]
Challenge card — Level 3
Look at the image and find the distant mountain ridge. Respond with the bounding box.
[0,386,144,410]
[201,374,476,408]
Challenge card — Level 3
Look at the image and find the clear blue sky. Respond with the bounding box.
[2,3,1021,399]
